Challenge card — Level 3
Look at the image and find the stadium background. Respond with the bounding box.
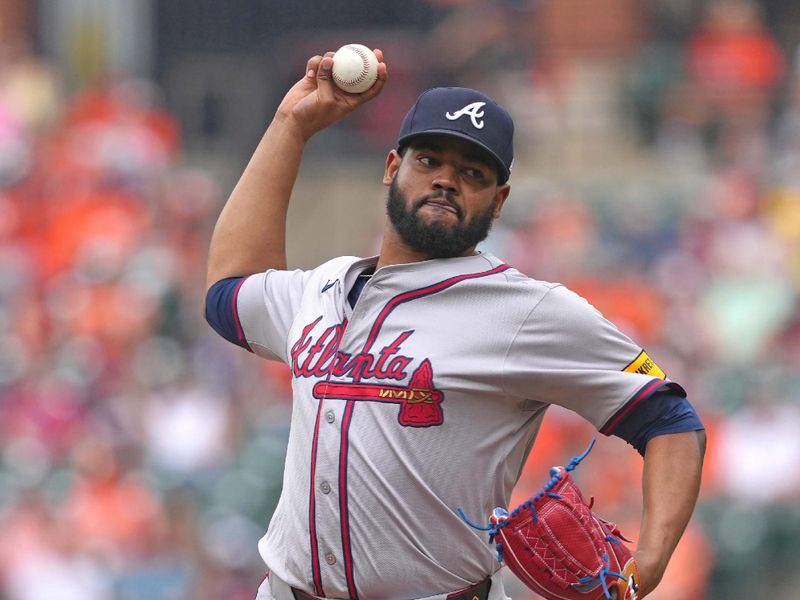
[1,0,799,598]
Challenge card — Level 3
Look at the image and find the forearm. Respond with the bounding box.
[636,429,706,596]
[206,112,306,287]
[205,49,386,290]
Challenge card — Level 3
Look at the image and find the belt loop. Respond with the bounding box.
[445,576,492,600]
[292,588,320,600]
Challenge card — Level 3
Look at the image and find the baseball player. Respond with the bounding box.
[204,50,705,600]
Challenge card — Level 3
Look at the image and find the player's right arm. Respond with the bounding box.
[204,50,387,289]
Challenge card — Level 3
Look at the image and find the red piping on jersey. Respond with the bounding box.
[339,401,358,600]
[362,263,511,353]
[308,318,349,595]
[309,400,326,596]
[600,378,666,435]
[333,262,511,597]
[231,277,253,353]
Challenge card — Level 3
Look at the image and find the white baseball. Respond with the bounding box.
[331,44,378,94]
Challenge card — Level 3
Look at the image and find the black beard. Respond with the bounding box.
[386,179,496,259]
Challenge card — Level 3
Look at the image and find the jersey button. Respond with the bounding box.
[325,410,335,424]
[325,553,336,565]
[320,481,332,494]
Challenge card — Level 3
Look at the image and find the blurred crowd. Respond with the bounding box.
[0,32,295,600]
[1,0,800,599]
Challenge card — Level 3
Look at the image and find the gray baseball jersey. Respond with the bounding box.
[232,252,677,600]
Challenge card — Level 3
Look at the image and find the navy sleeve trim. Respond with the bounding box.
[600,378,685,435]
[606,390,705,455]
[205,277,253,352]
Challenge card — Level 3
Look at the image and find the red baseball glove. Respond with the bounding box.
[459,441,640,600]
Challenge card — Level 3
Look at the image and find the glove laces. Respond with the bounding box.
[577,552,626,599]
[456,439,596,561]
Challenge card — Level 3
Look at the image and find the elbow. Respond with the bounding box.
[200,290,209,322]
[201,279,217,321]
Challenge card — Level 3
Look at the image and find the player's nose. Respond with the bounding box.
[431,164,459,194]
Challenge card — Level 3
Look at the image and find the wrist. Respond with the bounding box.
[271,110,314,143]
[633,548,667,597]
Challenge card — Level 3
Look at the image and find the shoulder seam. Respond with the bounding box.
[500,282,563,398]
[279,257,361,362]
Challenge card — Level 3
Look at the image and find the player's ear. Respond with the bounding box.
[383,149,402,185]
[492,183,511,219]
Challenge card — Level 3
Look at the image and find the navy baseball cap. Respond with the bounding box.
[396,87,514,184]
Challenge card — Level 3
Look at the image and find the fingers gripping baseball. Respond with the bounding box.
[279,48,387,141]
[362,48,387,98]
[286,56,338,138]
[313,49,386,104]
[304,55,324,81]
[313,56,336,104]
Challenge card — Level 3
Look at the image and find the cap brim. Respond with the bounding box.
[397,129,510,183]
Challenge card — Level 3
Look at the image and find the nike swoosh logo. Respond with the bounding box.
[321,280,336,293]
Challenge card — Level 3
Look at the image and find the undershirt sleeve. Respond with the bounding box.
[205,268,313,363]
[609,390,705,455]
[205,277,250,350]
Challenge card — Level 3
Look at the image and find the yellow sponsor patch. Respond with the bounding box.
[624,350,666,379]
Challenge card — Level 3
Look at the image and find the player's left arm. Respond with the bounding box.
[502,285,707,597]
[608,389,706,596]
[634,429,706,597]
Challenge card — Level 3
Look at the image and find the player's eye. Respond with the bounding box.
[463,166,486,180]
[417,155,437,167]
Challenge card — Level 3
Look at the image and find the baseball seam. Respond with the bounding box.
[334,46,370,86]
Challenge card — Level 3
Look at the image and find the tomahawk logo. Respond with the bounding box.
[445,102,486,129]
[313,360,444,427]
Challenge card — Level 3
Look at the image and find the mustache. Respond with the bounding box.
[413,190,462,219]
